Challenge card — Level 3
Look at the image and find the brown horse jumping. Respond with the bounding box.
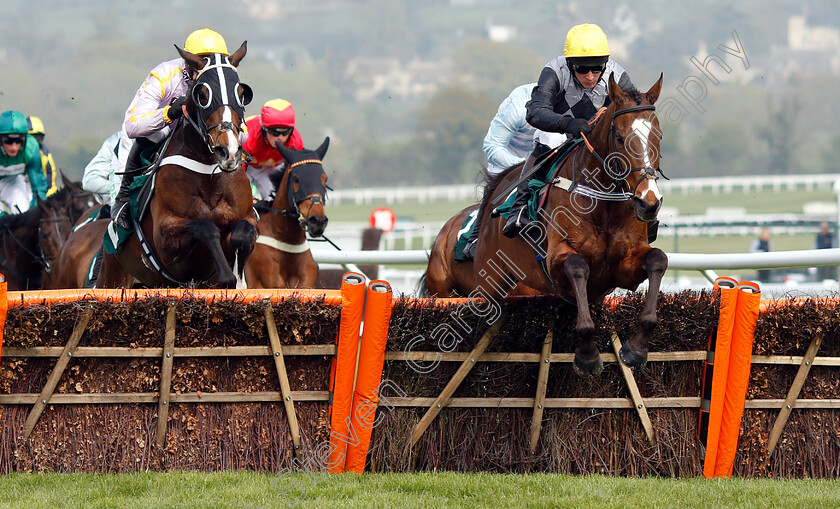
[98,42,257,289]
[244,138,330,289]
[427,74,667,376]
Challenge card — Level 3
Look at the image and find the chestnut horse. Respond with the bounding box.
[98,43,257,289]
[244,138,330,289]
[426,74,667,376]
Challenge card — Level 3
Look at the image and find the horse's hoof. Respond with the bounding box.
[573,353,603,377]
[619,342,648,371]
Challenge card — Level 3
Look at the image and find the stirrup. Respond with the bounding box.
[112,202,131,230]
[462,239,477,259]
[502,208,530,238]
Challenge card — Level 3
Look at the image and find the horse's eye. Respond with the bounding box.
[193,83,213,109]
[616,134,625,145]
[237,83,253,107]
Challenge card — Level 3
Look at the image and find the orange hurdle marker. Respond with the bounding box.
[327,273,367,473]
[345,280,394,474]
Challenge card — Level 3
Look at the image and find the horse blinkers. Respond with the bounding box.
[286,163,329,237]
[189,55,253,169]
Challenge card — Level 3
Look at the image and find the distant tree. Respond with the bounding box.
[450,39,544,101]
[413,87,498,184]
[820,133,840,174]
[756,97,799,175]
[688,119,761,177]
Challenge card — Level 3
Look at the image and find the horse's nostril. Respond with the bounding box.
[214,146,229,160]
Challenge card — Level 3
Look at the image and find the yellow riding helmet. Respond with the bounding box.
[564,24,610,58]
[27,116,45,136]
[184,28,229,56]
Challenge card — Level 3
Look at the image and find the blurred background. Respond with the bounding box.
[3,0,839,294]
[2,0,839,187]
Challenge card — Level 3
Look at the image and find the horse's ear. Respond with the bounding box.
[275,140,297,164]
[608,72,622,101]
[228,41,247,67]
[646,73,664,104]
[175,44,206,71]
[315,137,330,161]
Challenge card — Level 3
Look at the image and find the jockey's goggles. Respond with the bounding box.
[264,126,293,137]
[571,63,606,75]
[1,135,24,145]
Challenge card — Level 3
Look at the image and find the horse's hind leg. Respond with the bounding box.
[563,253,603,376]
[229,219,257,289]
[619,247,668,370]
[190,218,237,288]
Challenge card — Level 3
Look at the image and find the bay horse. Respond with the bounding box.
[426,74,667,376]
[46,207,108,289]
[0,187,82,290]
[98,42,257,289]
[244,138,330,289]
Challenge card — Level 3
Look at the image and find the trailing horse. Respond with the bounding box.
[98,42,257,289]
[244,138,330,289]
[426,74,667,376]
[0,185,85,290]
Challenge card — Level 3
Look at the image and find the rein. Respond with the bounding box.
[38,214,71,275]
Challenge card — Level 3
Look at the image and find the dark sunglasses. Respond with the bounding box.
[265,126,293,137]
[572,63,606,75]
[1,136,24,146]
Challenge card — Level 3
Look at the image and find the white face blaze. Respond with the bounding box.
[630,118,662,202]
[221,106,240,153]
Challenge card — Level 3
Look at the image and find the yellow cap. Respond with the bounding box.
[563,24,610,58]
[184,28,229,56]
[26,116,45,135]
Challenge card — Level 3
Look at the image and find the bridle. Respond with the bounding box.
[38,213,71,275]
[263,158,327,234]
[580,103,668,198]
[182,54,252,170]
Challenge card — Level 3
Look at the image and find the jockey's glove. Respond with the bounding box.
[167,96,187,122]
[560,117,592,138]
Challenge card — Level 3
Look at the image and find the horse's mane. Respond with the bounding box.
[0,206,40,231]
[477,162,525,218]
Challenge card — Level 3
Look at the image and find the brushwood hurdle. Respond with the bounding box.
[0,276,838,477]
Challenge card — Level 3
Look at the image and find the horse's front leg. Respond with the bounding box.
[189,218,238,288]
[559,253,603,376]
[228,219,257,289]
[619,247,668,370]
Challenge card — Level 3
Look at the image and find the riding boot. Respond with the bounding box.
[111,138,155,229]
[461,205,486,259]
[85,241,106,288]
[502,155,539,239]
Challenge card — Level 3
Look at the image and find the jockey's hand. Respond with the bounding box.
[167,96,187,122]
[562,118,592,138]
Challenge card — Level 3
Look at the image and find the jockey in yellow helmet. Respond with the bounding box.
[26,116,58,197]
[112,28,231,229]
[502,23,636,238]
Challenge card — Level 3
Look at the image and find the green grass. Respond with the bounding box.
[1,471,840,508]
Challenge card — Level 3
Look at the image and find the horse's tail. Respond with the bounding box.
[416,271,430,298]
